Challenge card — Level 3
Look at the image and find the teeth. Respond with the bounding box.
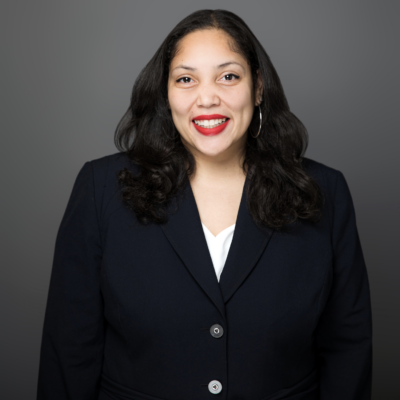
[194,118,228,128]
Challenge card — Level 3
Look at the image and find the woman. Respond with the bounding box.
[37,9,373,400]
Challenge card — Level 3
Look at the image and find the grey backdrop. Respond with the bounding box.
[1,1,399,399]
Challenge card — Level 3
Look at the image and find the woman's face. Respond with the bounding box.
[168,29,262,162]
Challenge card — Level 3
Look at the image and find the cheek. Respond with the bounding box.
[227,87,253,111]
[168,91,190,118]
[168,90,190,138]
[227,89,254,126]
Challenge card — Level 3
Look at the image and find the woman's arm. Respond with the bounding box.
[315,170,373,399]
[37,161,105,400]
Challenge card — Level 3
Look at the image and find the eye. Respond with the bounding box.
[221,74,240,81]
[176,77,193,83]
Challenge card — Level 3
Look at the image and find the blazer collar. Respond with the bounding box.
[159,175,274,320]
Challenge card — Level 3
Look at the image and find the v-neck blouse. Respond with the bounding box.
[201,223,236,282]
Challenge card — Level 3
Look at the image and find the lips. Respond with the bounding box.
[193,114,229,120]
[191,114,231,136]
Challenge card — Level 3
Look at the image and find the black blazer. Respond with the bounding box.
[37,152,373,400]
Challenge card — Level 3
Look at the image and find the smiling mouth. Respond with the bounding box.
[192,117,230,128]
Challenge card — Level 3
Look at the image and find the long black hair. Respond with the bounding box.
[114,9,322,229]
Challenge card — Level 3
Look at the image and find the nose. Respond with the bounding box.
[196,83,221,108]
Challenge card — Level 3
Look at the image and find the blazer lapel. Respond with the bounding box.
[159,175,275,317]
[219,177,275,303]
[159,179,226,319]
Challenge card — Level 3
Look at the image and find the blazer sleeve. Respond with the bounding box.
[315,170,373,399]
[37,161,105,400]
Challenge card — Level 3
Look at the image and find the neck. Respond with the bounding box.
[188,146,247,187]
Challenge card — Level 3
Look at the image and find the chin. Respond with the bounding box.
[196,144,230,158]
[185,134,233,157]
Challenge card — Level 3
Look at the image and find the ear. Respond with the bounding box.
[255,69,263,106]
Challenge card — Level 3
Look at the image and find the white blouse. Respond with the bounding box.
[201,223,236,282]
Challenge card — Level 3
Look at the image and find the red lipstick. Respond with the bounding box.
[193,114,228,120]
[192,114,230,136]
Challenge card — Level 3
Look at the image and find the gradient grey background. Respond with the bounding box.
[1,1,399,399]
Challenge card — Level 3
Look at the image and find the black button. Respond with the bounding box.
[210,324,224,338]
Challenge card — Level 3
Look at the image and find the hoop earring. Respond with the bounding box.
[251,104,262,139]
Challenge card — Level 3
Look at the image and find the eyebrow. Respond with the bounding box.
[172,61,245,73]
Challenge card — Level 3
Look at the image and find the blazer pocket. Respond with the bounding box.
[259,368,319,400]
[99,371,318,400]
[100,373,167,400]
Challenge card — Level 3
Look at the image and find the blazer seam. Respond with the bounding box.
[89,161,104,251]
[328,168,340,240]
[99,156,110,233]
[102,187,124,226]
[88,160,107,396]
[315,168,339,321]
[99,156,113,228]
[99,158,126,230]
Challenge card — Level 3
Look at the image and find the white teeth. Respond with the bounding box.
[194,118,228,128]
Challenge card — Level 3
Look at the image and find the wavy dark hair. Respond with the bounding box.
[114,9,323,229]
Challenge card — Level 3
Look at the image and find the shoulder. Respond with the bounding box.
[89,151,138,177]
[301,156,346,196]
[302,157,340,184]
[86,151,139,188]
[80,151,138,218]
[301,157,355,224]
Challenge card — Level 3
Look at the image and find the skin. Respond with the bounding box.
[167,29,263,236]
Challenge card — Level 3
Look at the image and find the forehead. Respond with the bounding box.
[170,29,248,69]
